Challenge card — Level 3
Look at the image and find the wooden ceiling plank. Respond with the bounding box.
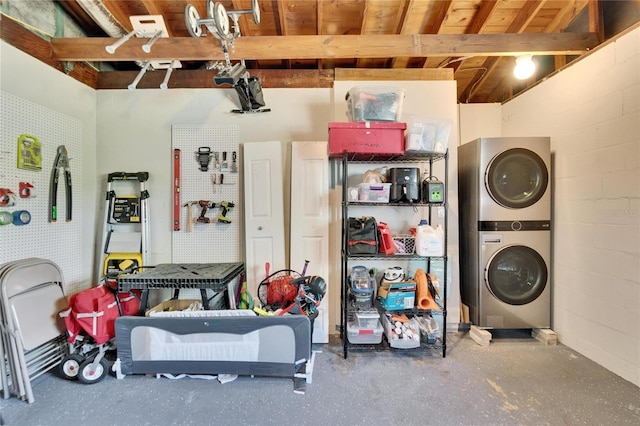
[433,0,500,71]
[391,0,432,68]
[357,0,407,67]
[140,0,162,16]
[101,0,135,32]
[51,33,598,61]
[395,0,454,68]
[335,67,453,81]
[466,0,501,34]
[545,1,588,31]
[425,0,454,34]
[463,0,546,102]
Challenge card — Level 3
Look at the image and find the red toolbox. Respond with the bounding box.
[328,122,406,158]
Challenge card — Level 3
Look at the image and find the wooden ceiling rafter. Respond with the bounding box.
[484,0,592,103]
[5,0,629,102]
[461,0,546,103]
[356,0,408,68]
[389,0,431,69]
[275,0,291,69]
[433,0,500,76]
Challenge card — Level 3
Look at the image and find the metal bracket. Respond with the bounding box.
[129,15,183,71]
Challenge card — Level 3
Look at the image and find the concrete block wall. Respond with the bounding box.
[501,26,640,387]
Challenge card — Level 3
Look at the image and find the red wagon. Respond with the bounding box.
[59,283,140,384]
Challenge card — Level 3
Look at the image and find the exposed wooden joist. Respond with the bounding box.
[335,68,453,81]
[589,0,605,43]
[429,0,500,71]
[462,0,547,102]
[51,33,599,62]
[97,68,334,89]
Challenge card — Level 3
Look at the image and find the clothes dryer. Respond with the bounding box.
[458,137,550,222]
[473,222,550,328]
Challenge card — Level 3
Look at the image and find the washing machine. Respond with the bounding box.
[477,224,551,328]
[458,137,551,328]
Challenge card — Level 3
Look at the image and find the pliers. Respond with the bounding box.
[50,145,72,222]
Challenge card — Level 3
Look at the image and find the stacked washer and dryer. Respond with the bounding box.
[458,137,551,329]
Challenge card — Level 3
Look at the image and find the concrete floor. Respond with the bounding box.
[1,331,639,426]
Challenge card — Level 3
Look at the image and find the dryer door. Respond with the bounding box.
[485,148,548,209]
[484,245,547,305]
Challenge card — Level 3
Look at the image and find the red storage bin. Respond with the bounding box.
[328,122,406,158]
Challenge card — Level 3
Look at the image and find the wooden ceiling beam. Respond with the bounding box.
[51,32,599,62]
[96,68,335,89]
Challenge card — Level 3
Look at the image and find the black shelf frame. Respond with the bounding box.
[338,151,449,359]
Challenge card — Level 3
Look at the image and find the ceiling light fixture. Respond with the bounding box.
[513,54,536,80]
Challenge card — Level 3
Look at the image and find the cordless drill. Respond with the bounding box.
[196,200,235,224]
[216,201,235,224]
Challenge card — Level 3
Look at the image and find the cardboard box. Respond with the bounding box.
[146,299,202,316]
[328,122,406,158]
[378,281,416,311]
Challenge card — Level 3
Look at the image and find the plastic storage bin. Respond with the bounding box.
[356,310,381,329]
[347,320,383,344]
[404,116,452,154]
[346,86,405,122]
[382,313,421,349]
[358,183,391,203]
[328,122,407,158]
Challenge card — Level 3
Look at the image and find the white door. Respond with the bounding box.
[290,141,330,343]
[243,141,286,299]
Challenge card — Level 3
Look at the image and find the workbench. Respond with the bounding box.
[116,262,245,311]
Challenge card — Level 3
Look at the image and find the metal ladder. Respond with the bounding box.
[99,172,150,279]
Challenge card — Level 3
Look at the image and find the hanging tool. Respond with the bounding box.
[222,151,228,170]
[50,145,72,222]
[197,200,213,224]
[231,151,237,172]
[183,201,198,232]
[197,147,212,171]
[173,149,181,231]
[214,152,220,170]
[196,200,235,224]
[216,200,235,223]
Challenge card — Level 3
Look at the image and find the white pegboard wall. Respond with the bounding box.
[171,124,242,265]
[0,92,84,296]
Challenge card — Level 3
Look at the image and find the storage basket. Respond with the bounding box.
[392,234,415,255]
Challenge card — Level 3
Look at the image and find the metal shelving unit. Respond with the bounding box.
[338,151,448,359]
